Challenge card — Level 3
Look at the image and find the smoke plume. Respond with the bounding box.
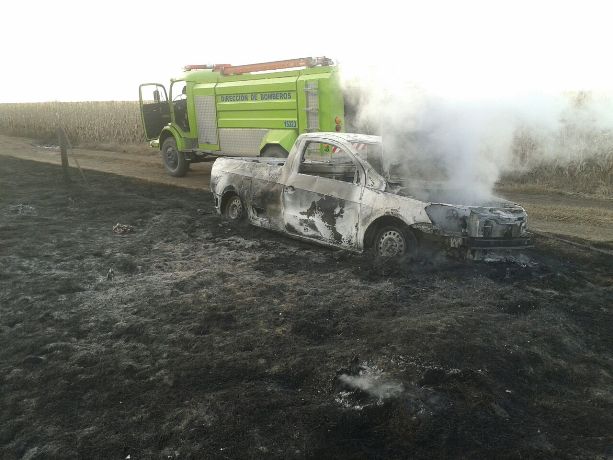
[342,72,613,203]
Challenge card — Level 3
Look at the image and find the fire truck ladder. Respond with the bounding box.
[304,81,320,132]
[184,56,333,75]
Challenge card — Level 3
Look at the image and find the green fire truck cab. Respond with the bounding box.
[139,57,345,177]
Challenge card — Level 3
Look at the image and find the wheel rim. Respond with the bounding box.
[227,197,243,220]
[377,230,406,257]
[164,145,179,169]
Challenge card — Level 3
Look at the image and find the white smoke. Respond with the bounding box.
[342,71,613,203]
[338,363,403,402]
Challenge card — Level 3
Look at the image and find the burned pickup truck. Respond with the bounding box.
[210,133,530,257]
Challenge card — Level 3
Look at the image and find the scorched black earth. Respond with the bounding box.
[0,157,611,459]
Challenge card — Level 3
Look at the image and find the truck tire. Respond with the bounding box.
[261,144,288,158]
[162,137,189,177]
[223,194,245,221]
[374,225,416,258]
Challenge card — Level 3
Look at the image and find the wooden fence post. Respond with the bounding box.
[57,128,70,183]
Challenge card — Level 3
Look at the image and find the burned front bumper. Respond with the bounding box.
[425,203,532,251]
[447,235,532,250]
[467,236,532,249]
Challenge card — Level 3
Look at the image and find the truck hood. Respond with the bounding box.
[385,180,509,207]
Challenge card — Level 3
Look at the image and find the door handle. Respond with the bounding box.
[285,185,295,193]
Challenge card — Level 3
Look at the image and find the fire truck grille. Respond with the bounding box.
[195,95,218,145]
[218,129,268,156]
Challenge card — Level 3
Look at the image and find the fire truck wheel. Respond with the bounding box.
[260,145,289,158]
[162,137,190,177]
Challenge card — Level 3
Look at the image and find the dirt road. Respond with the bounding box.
[0,134,213,190]
[1,157,611,458]
[0,134,611,246]
[498,188,613,246]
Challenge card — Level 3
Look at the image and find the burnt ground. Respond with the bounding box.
[1,157,612,459]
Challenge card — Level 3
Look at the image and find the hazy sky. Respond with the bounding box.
[2,0,613,102]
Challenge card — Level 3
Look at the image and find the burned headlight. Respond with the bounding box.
[467,207,528,238]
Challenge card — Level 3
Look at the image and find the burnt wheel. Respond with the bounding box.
[223,194,245,221]
[374,225,416,258]
[161,137,189,177]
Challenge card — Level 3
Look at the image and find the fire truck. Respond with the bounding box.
[139,57,345,177]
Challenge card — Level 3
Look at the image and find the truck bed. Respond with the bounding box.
[211,157,286,185]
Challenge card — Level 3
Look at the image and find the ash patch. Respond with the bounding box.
[335,362,404,410]
[112,223,135,234]
[6,203,37,216]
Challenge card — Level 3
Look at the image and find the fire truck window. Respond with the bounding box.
[171,81,187,101]
[171,81,189,132]
[141,85,167,104]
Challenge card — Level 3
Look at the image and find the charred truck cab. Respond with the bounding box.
[138,57,345,177]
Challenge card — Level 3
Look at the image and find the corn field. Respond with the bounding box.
[0,101,144,145]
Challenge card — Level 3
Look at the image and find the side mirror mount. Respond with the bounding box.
[153,89,160,103]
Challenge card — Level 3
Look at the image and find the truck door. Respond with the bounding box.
[282,140,363,248]
[139,84,170,140]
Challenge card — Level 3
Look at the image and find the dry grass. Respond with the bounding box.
[503,122,613,198]
[500,153,613,198]
[0,101,144,145]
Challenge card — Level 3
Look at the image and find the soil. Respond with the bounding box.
[1,156,612,459]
